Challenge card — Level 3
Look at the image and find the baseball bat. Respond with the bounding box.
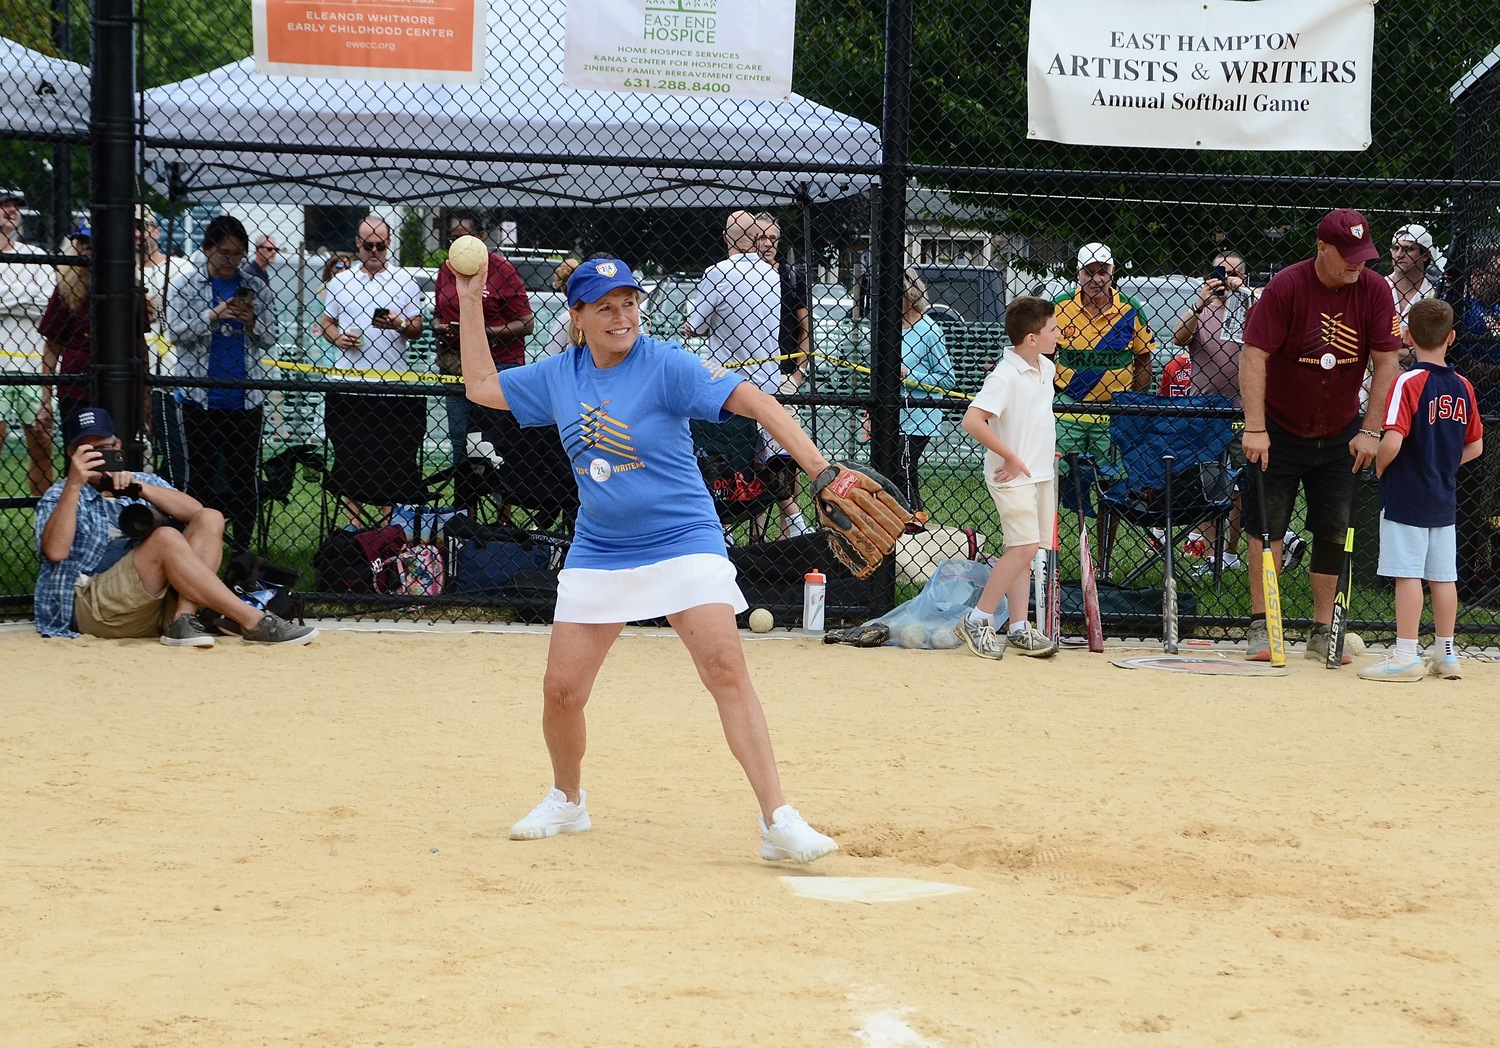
[1326,482,1360,669]
[1250,465,1286,667]
[1069,454,1105,653]
[1162,454,1179,654]
[1032,548,1046,636]
[1046,474,1062,649]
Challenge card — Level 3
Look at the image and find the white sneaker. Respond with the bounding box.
[509,788,591,840]
[1424,647,1463,680]
[760,805,838,863]
[1356,654,1426,683]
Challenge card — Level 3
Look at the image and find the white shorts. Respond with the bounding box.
[985,479,1054,550]
[554,552,748,623]
[1377,512,1457,583]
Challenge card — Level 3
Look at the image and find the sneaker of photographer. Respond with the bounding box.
[1356,653,1426,682]
[241,611,318,645]
[1007,622,1057,658]
[160,613,214,648]
[510,788,591,840]
[760,805,838,863]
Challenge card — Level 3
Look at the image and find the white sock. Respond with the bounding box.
[1436,636,1456,658]
[968,609,991,626]
[1395,637,1421,659]
[1008,620,1029,636]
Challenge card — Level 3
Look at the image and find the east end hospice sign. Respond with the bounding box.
[564,0,795,102]
[1027,0,1375,151]
[253,0,486,85]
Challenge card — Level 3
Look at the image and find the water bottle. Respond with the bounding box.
[802,568,826,634]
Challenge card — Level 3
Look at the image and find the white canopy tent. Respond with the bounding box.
[141,2,879,208]
[0,36,90,140]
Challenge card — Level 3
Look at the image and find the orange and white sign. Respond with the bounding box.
[252,0,486,84]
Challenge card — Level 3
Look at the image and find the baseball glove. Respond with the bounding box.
[810,461,913,580]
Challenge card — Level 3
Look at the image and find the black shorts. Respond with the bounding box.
[1241,417,1361,575]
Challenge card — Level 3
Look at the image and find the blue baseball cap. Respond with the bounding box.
[70,220,92,240]
[565,258,644,308]
[63,406,116,448]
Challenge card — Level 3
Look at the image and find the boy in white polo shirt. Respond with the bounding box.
[955,296,1060,659]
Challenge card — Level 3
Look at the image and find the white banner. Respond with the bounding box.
[1027,0,1375,151]
[564,0,795,102]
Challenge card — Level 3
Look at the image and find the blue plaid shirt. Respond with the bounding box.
[33,473,172,637]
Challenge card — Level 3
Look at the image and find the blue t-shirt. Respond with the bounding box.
[207,275,247,410]
[900,315,957,438]
[499,335,744,569]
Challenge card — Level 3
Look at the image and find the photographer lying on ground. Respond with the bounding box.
[34,407,317,646]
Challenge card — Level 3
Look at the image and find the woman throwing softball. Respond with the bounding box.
[455,255,838,863]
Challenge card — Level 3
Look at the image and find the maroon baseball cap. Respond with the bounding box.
[1316,208,1379,263]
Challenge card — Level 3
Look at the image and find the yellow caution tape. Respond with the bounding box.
[261,357,462,384]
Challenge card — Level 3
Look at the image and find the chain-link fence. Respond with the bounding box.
[2,2,1497,648]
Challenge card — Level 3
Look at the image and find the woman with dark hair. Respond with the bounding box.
[166,214,278,553]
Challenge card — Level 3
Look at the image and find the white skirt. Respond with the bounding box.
[554,553,748,623]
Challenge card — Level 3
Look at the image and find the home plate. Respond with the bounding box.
[1112,654,1292,676]
[780,876,972,904]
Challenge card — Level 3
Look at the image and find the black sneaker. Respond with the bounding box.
[241,612,318,645]
[160,613,214,648]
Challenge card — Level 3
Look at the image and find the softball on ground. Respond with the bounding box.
[447,235,487,276]
[897,623,928,649]
[929,625,961,649]
[748,608,774,633]
[1344,632,1366,656]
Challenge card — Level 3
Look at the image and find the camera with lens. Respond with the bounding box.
[93,448,143,499]
[119,503,171,540]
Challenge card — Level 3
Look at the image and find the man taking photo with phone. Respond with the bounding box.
[166,214,278,554]
[34,407,316,646]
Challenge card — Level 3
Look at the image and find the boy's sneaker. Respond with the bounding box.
[510,788,591,840]
[1357,654,1426,682]
[955,617,1005,659]
[160,613,214,648]
[1007,624,1058,658]
[1304,625,1354,665]
[1424,648,1463,680]
[241,612,318,645]
[760,805,838,863]
[1245,619,1270,661]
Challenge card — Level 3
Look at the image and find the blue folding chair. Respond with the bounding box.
[1094,392,1239,587]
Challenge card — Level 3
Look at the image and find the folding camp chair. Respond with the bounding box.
[1094,391,1238,587]
[691,415,791,545]
[254,443,326,550]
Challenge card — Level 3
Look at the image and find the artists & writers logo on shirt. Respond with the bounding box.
[578,400,642,471]
[1298,313,1361,370]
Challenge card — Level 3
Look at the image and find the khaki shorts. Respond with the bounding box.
[986,479,1055,550]
[73,550,176,639]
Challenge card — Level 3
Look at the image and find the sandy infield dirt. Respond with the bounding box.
[2,624,1496,1047]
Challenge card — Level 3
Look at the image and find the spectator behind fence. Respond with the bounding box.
[897,267,957,517]
[955,295,1060,660]
[453,255,838,863]
[686,210,808,537]
[316,216,425,528]
[1386,224,1443,358]
[1358,298,1483,682]
[1452,245,1500,603]
[541,256,583,357]
[1239,207,1401,664]
[756,212,812,537]
[34,407,315,645]
[166,214,278,554]
[1,186,57,495]
[1172,249,1257,404]
[36,222,97,430]
[1171,249,1259,568]
[431,209,533,466]
[243,231,281,285]
[1051,242,1155,469]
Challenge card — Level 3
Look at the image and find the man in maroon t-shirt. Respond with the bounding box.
[433,210,534,467]
[1239,207,1401,663]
